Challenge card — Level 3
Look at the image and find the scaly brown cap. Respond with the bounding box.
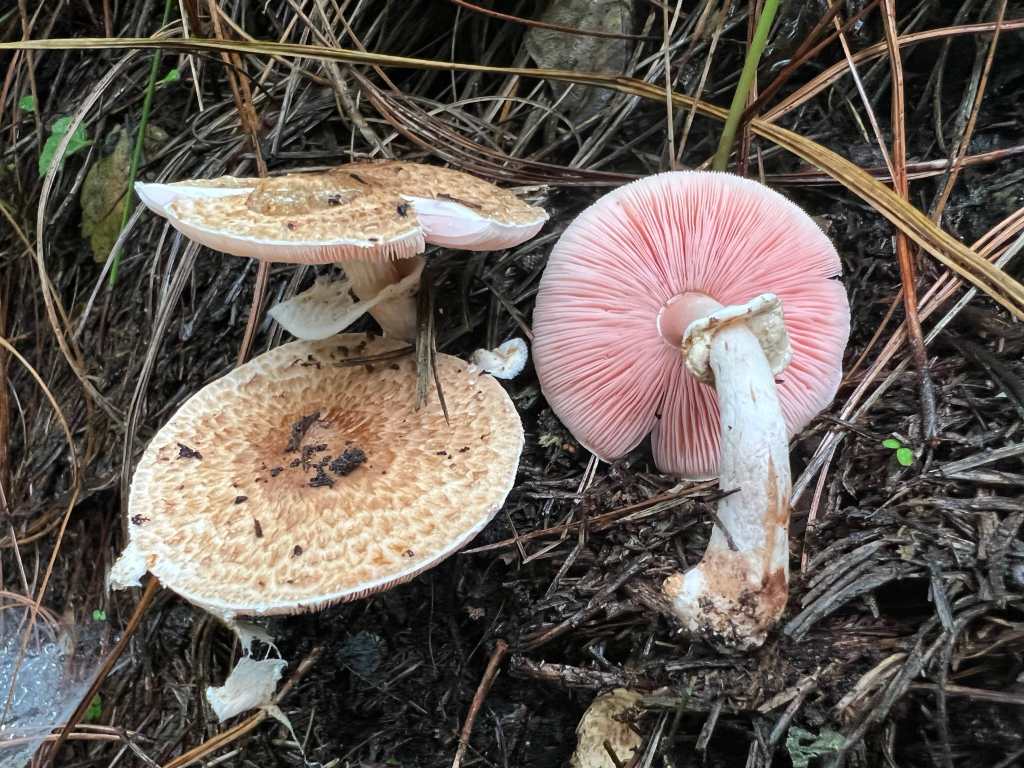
[117,334,524,617]
[334,161,548,250]
[136,174,425,263]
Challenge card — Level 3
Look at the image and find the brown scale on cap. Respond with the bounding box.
[332,161,546,227]
[126,334,523,616]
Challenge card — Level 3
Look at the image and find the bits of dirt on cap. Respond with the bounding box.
[397,203,409,217]
[131,514,149,526]
[329,447,367,476]
[436,450,448,456]
[338,345,349,356]
[254,519,263,538]
[364,364,374,373]
[301,443,328,462]
[292,545,303,557]
[404,549,415,557]
[309,466,334,488]
[459,446,470,453]
[234,496,248,504]
[177,443,202,460]
[286,411,321,453]
[348,172,367,185]
[270,467,283,477]
[389,363,400,370]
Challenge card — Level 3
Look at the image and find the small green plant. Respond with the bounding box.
[83,694,103,723]
[786,726,843,768]
[92,608,106,621]
[18,94,36,112]
[882,437,915,467]
[157,67,180,87]
[38,116,91,177]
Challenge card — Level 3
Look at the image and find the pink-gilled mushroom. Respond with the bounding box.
[136,162,547,341]
[532,171,849,648]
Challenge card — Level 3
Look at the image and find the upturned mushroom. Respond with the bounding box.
[532,171,849,648]
[136,162,547,340]
[110,333,523,617]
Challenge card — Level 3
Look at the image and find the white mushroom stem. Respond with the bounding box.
[662,293,793,649]
[268,260,424,341]
[342,257,424,340]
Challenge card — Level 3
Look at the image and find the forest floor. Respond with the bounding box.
[2,1,1024,767]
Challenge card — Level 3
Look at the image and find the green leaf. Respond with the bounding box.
[157,67,180,86]
[92,609,106,621]
[38,116,92,177]
[786,726,844,768]
[84,694,103,723]
[882,438,902,450]
[18,94,36,112]
[896,447,915,466]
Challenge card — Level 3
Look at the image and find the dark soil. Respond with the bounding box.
[3,2,1024,767]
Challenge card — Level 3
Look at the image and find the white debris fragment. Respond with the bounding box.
[206,656,288,722]
[468,337,529,379]
[570,688,644,768]
[268,261,424,341]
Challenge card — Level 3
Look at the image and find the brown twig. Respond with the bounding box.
[451,639,509,768]
[42,577,160,767]
[929,1,1007,222]
[881,0,937,446]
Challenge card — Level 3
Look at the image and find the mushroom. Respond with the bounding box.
[136,162,547,340]
[110,333,523,618]
[135,172,426,339]
[532,171,849,648]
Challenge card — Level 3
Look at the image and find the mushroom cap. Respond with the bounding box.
[335,162,549,250]
[135,174,425,264]
[125,334,524,616]
[532,171,849,479]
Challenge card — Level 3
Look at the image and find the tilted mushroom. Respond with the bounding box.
[532,171,849,648]
[136,162,547,340]
[136,172,426,339]
[110,333,523,617]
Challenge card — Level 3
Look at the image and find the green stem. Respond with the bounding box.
[711,0,780,172]
[108,0,174,286]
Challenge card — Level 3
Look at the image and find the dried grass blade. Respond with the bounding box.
[6,37,1024,319]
